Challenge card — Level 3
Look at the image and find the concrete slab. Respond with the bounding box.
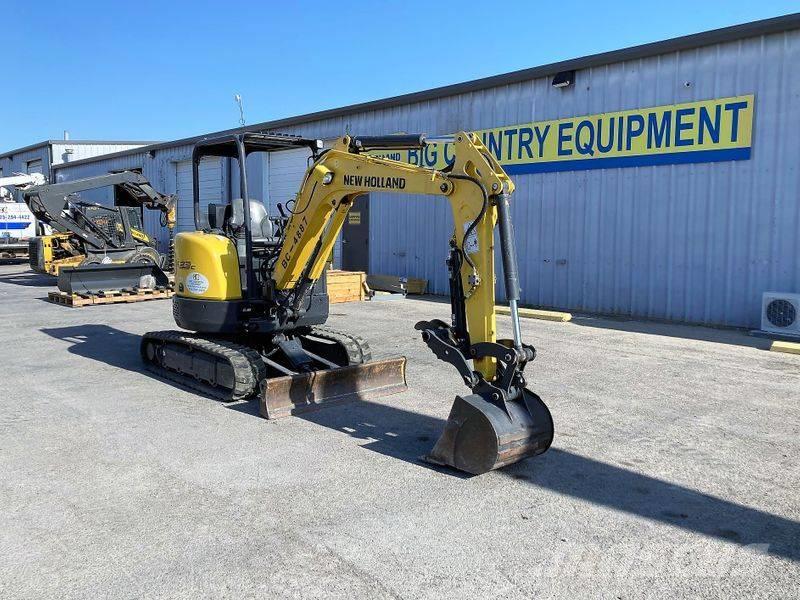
[0,262,797,598]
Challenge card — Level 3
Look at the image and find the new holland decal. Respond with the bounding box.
[342,175,406,189]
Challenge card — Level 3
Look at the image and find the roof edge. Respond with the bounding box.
[0,140,159,161]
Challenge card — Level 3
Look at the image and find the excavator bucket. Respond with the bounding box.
[260,357,407,419]
[57,263,170,295]
[425,389,553,475]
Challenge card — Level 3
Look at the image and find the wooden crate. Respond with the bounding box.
[405,277,428,295]
[47,287,174,308]
[327,270,367,303]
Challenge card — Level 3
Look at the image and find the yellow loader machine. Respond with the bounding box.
[142,132,553,474]
[23,171,176,292]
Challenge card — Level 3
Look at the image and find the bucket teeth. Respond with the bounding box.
[260,357,407,419]
[425,389,553,475]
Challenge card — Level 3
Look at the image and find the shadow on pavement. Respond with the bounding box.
[40,323,218,401]
[40,323,799,561]
[297,396,800,561]
[569,314,771,350]
[0,270,54,287]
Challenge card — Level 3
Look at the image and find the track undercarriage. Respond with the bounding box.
[140,327,407,417]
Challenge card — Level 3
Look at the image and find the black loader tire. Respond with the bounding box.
[127,246,161,266]
[78,255,104,267]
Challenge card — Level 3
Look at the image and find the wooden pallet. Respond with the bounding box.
[327,270,367,303]
[47,287,174,307]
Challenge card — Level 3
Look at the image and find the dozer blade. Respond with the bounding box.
[260,357,407,419]
[425,388,553,475]
[57,263,169,295]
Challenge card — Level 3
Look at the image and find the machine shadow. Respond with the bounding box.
[39,323,220,401]
[0,270,54,287]
[569,314,772,350]
[39,323,799,561]
[297,398,468,476]
[305,398,800,561]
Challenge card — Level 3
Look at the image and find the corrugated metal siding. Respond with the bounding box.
[271,30,800,328]
[51,143,148,165]
[53,28,800,327]
[268,147,314,213]
[175,158,224,231]
[53,145,196,253]
[0,147,51,201]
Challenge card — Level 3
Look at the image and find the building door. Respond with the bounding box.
[26,159,43,175]
[175,158,224,232]
[341,194,369,272]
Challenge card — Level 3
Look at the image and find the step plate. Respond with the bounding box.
[260,357,407,419]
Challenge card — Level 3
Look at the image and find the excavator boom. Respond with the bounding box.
[262,132,553,473]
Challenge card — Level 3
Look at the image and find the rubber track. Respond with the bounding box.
[141,330,266,401]
[308,326,373,365]
[142,327,372,402]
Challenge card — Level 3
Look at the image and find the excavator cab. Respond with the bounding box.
[172,133,331,333]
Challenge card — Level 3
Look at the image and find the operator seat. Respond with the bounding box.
[207,199,273,240]
[219,198,275,263]
[206,198,276,270]
[227,198,273,242]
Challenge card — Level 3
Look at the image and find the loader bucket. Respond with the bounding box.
[57,263,170,295]
[424,389,553,475]
[260,357,407,419]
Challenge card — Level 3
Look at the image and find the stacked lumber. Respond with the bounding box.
[327,270,367,303]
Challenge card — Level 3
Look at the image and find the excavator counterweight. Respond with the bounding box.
[142,131,553,475]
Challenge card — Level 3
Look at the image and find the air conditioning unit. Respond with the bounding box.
[761,292,800,336]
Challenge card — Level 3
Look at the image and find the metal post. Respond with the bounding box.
[236,136,256,299]
[495,192,523,351]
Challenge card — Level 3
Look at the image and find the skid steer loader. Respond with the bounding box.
[22,171,176,292]
[141,132,553,475]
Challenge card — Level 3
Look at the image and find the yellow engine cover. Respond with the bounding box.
[174,231,242,300]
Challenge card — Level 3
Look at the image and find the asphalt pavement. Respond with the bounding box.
[0,261,797,599]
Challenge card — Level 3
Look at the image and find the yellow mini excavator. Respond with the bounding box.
[142,132,553,475]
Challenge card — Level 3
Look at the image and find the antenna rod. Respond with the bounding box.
[234,94,245,127]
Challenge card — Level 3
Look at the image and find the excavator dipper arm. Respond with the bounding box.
[270,132,553,474]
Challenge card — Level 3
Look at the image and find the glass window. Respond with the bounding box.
[126,206,143,231]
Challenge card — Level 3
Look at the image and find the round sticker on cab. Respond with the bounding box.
[186,271,209,295]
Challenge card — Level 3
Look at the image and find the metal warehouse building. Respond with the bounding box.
[0,139,153,197]
[52,14,800,328]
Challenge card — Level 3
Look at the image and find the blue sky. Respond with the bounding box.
[2,1,797,149]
